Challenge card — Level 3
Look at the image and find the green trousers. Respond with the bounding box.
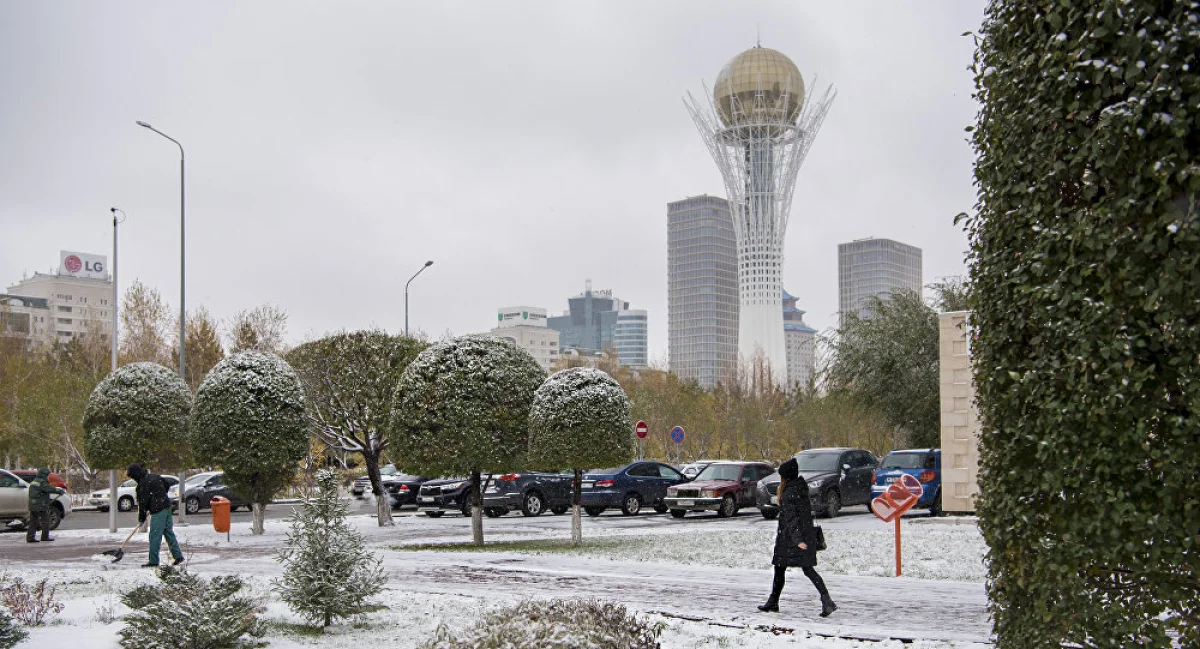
[147,509,183,565]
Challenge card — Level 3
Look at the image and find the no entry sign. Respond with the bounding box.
[635,421,648,439]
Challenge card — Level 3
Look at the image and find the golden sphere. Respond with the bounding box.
[714,46,805,127]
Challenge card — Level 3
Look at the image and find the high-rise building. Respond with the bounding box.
[5,251,115,345]
[547,281,647,368]
[687,45,835,384]
[485,306,559,372]
[667,195,738,389]
[837,237,923,321]
[782,290,816,391]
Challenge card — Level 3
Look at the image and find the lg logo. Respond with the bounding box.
[64,255,103,274]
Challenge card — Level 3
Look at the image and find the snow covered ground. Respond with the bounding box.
[1,500,992,648]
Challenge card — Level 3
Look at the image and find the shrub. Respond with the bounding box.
[83,361,192,471]
[0,609,26,649]
[0,577,64,626]
[118,566,265,649]
[421,598,662,649]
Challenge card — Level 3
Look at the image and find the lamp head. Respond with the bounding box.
[136,121,152,129]
[424,261,434,267]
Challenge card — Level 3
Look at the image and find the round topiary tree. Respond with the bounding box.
[190,352,308,535]
[527,368,634,546]
[389,335,545,545]
[964,2,1200,647]
[83,362,192,515]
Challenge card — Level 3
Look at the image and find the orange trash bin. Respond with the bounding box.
[210,496,231,534]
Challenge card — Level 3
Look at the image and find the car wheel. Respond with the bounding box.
[550,505,569,515]
[653,504,668,514]
[424,511,444,518]
[521,491,545,517]
[620,493,642,516]
[670,509,686,519]
[760,508,779,520]
[584,506,605,517]
[484,507,505,518]
[185,497,201,515]
[929,489,942,517]
[98,506,110,513]
[118,495,134,512]
[824,490,841,519]
[48,505,63,531]
[717,495,737,518]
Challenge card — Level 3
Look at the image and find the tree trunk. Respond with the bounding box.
[251,502,265,535]
[363,451,394,527]
[572,468,583,546]
[470,470,483,546]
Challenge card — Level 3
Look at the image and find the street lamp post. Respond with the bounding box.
[137,120,187,524]
[404,261,434,337]
[108,207,126,534]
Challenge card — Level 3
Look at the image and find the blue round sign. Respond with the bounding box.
[670,426,685,444]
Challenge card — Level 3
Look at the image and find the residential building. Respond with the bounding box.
[667,195,738,389]
[0,295,52,345]
[486,306,559,372]
[837,237,922,322]
[547,281,647,368]
[782,290,816,391]
[5,251,114,344]
[939,311,979,513]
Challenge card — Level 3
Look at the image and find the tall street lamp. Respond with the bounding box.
[108,207,127,534]
[138,120,187,524]
[405,261,434,337]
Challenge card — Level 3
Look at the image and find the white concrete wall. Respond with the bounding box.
[939,311,980,513]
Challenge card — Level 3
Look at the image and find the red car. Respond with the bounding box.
[664,461,774,518]
[11,470,68,491]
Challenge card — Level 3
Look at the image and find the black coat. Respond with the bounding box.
[132,472,171,522]
[772,479,818,567]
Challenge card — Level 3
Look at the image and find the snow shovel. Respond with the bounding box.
[102,520,146,563]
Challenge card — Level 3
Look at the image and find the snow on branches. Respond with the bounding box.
[527,367,634,472]
[82,362,192,471]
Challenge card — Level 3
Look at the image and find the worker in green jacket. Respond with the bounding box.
[26,468,59,543]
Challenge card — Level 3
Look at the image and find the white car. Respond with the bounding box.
[88,476,181,512]
[0,468,72,530]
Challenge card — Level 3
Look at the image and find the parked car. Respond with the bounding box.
[383,474,433,510]
[418,476,493,517]
[352,464,404,497]
[88,476,181,513]
[181,472,250,514]
[11,470,68,491]
[0,468,72,531]
[580,461,690,516]
[665,461,774,518]
[757,448,879,519]
[482,471,573,517]
[871,449,942,517]
[677,460,730,480]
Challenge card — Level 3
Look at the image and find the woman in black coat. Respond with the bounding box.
[759,457,837,617]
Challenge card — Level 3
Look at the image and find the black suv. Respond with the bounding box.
[418,476,492,517]
[384,474,432,509]
[182,471,251,514]
[482,472,573,517]
[756,448,879,519]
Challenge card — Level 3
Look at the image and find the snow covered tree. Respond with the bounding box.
[190,352,308,535]
[0,608,26,649]
[965,2,1200,647]
[389,335,545,545]
[119,566,265,649]
[527,368,634,545]
[83,362,192,473]
[274,469,385,628]
[421,598,661,649]
[286,331,426,526]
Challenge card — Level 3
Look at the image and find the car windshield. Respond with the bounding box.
[795,453,842,472]
[380,465,397,476]
[881,454,928,470]
[186,474,214,487]
[591,468,620,475]
[695,464,742,481]
[121,479,136,488]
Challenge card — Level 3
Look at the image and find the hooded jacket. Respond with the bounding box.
[127,464,171,522]
[771,458,819,567]
[26,468,55,513]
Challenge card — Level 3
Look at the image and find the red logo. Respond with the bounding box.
[64,255,82,273]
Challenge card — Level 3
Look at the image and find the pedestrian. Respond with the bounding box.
[126,464,184,568]
[758,457,837,617]
[25,468,60,543]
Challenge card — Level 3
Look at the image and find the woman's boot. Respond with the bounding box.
[757,598,779,613]
[820,596,838,617]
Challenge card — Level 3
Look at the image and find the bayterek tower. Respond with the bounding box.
[687,45,834,384]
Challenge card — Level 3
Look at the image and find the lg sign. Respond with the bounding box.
[59,251,108,279]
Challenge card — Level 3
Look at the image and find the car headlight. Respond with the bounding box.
[807,477,828,488]
[701,489,717,498]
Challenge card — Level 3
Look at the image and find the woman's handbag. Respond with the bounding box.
[812,525,827,552]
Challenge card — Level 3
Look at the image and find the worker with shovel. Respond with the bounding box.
[26,467,60,543]
[127,464,184,568]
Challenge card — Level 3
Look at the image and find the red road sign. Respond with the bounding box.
[635,421,648,439]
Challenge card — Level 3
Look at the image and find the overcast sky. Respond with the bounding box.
[0,1,984,362]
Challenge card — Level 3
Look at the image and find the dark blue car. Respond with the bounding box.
[580,461,690,516]
[870,449,942,516]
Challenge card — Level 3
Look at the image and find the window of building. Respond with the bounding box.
[57,318,73,325]
[57,306,71,313]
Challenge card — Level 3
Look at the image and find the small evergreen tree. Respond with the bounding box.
[0,609,26,649]
[118,566,264,649]
[274,469,385,628]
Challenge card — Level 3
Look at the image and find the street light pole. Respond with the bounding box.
[137,120,188,524]
[108,207,126,534]
[404,261,434,337]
